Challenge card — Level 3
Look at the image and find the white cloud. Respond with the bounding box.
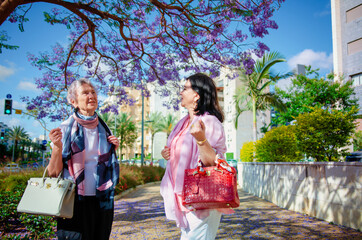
[32,120,41,128]
[288,49,333,70]
[27,131,37,139]
[8,118,20,127]
[0,63,16,82]
[17,81,41,93]
[12,100,26,110]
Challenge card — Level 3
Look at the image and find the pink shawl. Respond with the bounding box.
[160,113,232,229]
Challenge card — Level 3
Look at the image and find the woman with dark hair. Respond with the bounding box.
[48,78,119,240]
[160,73,233,239]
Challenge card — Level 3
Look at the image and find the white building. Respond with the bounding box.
[216,67,270,160]
[331,0,362,132]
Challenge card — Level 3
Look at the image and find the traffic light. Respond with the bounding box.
[0,132,4,139]
[4,99,12,115]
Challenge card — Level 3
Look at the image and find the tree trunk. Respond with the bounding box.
[252,97,257,162]
[151,133,154,165]
[252,97,257,142]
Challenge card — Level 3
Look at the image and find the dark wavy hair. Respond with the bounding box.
[187,73,224,123]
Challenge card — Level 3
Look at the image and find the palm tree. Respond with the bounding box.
[234,51,290,142]
[114,113,137,160]
[160,113,178,137]
[7,126,30,162]
[145,112,164,162]
[98,112,116,133]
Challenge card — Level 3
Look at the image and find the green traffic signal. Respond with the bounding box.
[0,132,4,139]
[4,99,12,115]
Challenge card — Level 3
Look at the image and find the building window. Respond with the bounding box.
[351,73,362,86]
[347,38,362,55]
[346,4,362,23]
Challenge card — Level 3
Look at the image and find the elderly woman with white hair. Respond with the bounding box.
[47,78,119,240]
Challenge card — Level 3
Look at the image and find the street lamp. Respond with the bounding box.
[141,91,145,166]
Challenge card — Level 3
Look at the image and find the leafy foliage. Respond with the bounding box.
[1,0,285,120]
[234,51,289,141]
[255,125,302,162]
[159,113,178,137]
[115,113,137,159]
[294,107,358,161]
[0,186,23,233]
[0,166,163,237]
[239,141,255,162]
[274,67,359,126]
[19,214,56,239]
[0,168,56,239]
[145,112,164,138]
[0,31,19,53]
[115,164,165,195]
[99,112,137,160]
[353,130,362,151]
[7,126,30,160]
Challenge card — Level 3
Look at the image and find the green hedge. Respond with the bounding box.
[0,168,56,239]
[255,125,302,162]
[239,141,255,162]
[116,164,165,194]
[0,165,165,238]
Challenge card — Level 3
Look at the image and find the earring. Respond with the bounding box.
[193,101,197,110]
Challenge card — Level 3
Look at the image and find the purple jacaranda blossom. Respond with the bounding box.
[4,0,286,120]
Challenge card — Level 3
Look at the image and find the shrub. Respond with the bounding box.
[116,165,143,194]
[140,165,165,183]
[255,125,302,162]
[295,107,357,161]
[353,130,362,151]
[115,164,165,195]
[0,186,23,233]
[0,169,56,238]
[1,234,30,240]
[0,168,44,192]
[19,214,56,239]
[1,165,164,237]
[239,141,255,162]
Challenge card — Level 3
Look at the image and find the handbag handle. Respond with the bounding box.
[194,154,236,176]
[42,166,64,183]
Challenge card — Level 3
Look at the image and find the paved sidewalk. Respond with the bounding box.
[110,182,361,240]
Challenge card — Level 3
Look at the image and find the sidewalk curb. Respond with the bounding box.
[114,181,161,201]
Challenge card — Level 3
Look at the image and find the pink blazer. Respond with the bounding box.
[160,113,233,229]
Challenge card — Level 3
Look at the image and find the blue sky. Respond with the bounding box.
[0,0,333,139]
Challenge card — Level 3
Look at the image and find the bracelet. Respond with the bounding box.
[196,138,207,145]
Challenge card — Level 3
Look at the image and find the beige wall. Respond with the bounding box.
[238,162,362,230]
[356,118,362,132]
[117,88,151,159]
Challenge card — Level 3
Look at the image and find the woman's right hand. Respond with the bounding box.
[49,128,62,149]
[161,146,170,161]
[48,127,63,177]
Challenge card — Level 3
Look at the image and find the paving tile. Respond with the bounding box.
[111,182,362,240]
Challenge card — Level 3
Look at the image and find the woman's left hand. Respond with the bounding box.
[108,135,119,150]
[190,119,206,143]
[191,119,216,166]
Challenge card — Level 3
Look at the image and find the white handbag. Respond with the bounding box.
[17,167,76,218]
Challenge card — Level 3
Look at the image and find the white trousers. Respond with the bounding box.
[180,210,222,240]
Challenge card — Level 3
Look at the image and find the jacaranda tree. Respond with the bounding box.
[1,0,285,121]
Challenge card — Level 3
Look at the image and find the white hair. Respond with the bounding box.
[67,78,97,106]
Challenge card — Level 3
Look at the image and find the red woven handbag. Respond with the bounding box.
[182,155,240,211]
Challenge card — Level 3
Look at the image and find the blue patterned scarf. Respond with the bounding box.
[62,112,119,209]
